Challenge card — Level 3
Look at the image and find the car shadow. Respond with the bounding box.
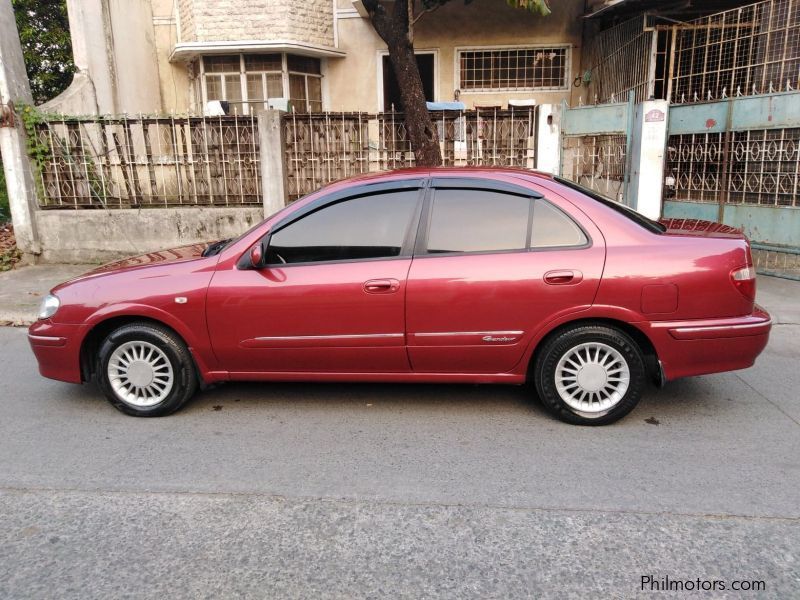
[51,373,720,425]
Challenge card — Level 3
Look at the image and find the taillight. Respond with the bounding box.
[731,265,756,301]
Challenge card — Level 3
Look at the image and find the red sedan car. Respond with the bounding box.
[28,168,771,425]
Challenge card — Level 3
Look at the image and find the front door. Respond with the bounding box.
[406,182,605,374]
[207,186,423,374]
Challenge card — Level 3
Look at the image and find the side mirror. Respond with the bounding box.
[248,238,268,269]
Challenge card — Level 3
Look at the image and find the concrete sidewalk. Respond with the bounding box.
[0,263,798,326]
[0,264,93,325]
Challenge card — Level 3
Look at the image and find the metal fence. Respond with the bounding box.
[282,109,536,200]
[667,0,800,103]
[665,127,800,207]
[560,134,629,201]
[34,115,261,209]
[581,0,800,105]
[580,16,659,104]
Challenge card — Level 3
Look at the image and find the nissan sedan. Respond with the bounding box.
[28,168,772,425]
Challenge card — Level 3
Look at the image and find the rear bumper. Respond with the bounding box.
[28,320,87,384]
[648,305,772,381]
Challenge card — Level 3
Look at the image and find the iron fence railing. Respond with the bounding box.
[34,114,261,209]
[282,109,536,201]
[665,127,800,207]
[560,134,629,202]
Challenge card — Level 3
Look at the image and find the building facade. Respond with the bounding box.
[45,0,587,116]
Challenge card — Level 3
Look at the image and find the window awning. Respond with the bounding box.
[170,40,346,62]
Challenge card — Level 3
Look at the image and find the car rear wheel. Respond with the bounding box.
[96,322,198,417]
[533,324,646,425]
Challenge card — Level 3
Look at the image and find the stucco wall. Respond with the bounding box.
[327,0,584,111]
[35,207,263,263]
[44,0,163,116]
[176,0,334,47]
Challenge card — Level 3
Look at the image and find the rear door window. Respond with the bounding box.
[425,189,531,254]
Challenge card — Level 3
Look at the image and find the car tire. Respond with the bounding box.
[533,324,646,426]
[96,322,198,417]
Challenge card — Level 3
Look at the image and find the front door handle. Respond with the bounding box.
[544,270,583,285]
[363,278,400,294]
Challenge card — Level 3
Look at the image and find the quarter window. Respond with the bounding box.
[530,200,587,248]
[426,189,531,254]
[268,191,419,264]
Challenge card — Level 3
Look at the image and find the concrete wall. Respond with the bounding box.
[42,0,163,116]
[35,207,263,263]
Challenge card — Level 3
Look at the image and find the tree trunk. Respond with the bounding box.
[363,0,442,166]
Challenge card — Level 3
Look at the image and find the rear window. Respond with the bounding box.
[554,176,666,234]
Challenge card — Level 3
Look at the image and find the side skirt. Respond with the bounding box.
[215,371,527,385]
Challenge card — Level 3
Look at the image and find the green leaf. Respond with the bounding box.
[505,0,552,16]
[12,0,75,104]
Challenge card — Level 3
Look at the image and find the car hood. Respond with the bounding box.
[658,218,747,240]
[59,243,212,287]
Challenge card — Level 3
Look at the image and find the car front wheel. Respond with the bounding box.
[533,324,646,425]
[96,322,198,417]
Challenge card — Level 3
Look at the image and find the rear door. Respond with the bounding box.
[405,178,605,374]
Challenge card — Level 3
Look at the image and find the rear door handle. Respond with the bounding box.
[363,278,400,294]
[544,270,583,285]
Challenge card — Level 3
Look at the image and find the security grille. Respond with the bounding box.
[459,47,569,91]
[668,0,800,102]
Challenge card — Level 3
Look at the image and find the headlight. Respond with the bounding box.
[38,294,60,320]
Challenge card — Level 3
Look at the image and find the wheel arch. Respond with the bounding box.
[79,315,207,384]
[526,317,660,384]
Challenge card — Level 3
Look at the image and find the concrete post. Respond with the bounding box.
[628,100,669,220]
[258,110,288,217]
[534,104,561,174]
[0,0,41,256]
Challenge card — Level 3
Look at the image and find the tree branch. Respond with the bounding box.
[361,0,392,41]
[411,4,441,26]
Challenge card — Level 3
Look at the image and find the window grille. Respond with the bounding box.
[459,47,569,91]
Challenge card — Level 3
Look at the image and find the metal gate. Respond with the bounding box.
[559,92,635,204]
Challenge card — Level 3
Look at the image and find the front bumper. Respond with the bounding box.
[647,305,772,381]
[28,320,88,384]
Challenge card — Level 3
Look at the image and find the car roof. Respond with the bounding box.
[339,166,556,185]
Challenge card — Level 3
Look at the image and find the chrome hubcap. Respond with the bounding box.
[555,342,630,413]
[107,341,174,407]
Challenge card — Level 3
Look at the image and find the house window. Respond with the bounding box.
[203,55,243,106]
[201,53,322,114]
[458,47,569,91]
[287,55,322,113]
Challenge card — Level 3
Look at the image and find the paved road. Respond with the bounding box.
[0,321,798,598]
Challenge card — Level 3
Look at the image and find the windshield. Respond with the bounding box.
[554,176,666,234]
